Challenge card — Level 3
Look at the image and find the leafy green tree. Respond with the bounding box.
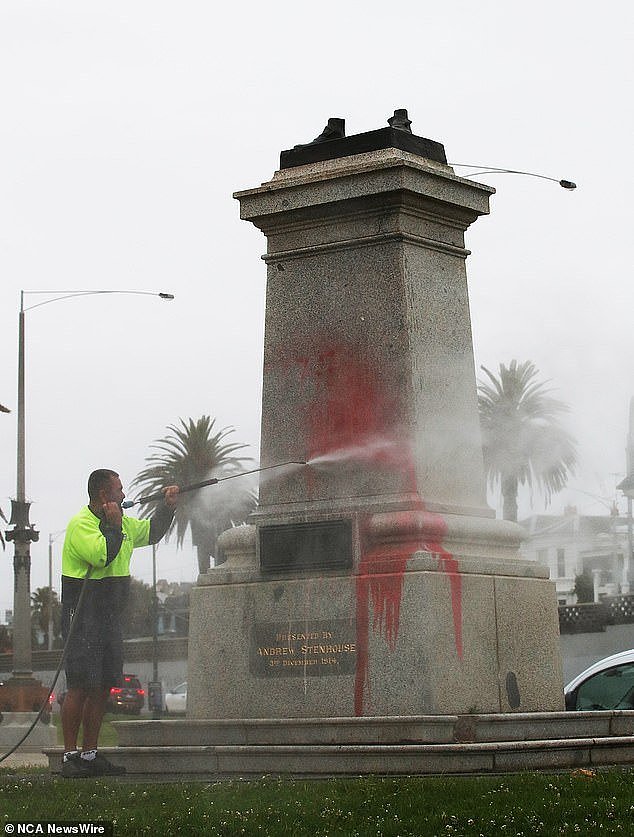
[131,416,256,573]
[122,578,155,639]
[30,586,62,648]
[0,624,11,654]
[574,571,595,603]
[477,360,577,522]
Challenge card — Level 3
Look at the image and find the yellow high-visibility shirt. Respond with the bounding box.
[62,506,150,580]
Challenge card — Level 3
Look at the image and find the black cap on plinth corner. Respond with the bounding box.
[280,109,447,170]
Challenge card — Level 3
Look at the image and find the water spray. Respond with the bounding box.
[121,461,306,509]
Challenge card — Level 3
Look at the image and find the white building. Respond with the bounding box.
[519,508,631,605]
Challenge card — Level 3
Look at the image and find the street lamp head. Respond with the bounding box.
[451,163,578,190]
[22,289,177,312]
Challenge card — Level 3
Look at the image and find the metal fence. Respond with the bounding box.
[0,635,188,672]
[559,595,634,634]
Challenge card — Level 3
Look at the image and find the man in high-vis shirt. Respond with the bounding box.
[60,468,179,778]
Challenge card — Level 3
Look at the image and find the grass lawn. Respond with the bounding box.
[1,769,634,835]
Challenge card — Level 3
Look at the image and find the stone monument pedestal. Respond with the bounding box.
[190,522,562,717]
[0,676,49,713]
[188,115,564,719]
[0,712,56,753]
[0,677,56,754]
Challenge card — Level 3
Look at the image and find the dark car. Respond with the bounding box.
[57,673,145,715]
[108,674,145,714]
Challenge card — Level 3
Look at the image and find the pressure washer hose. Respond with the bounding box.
[122,461,306,508]
[0,460,307,761]
[0,568,93,764]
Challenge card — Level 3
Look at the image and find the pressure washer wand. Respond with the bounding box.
[122,461,306,509]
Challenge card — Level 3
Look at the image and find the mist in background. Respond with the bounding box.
[0,1,632,619]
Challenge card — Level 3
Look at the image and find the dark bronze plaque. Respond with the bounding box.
[250,620,357,678]
[259,519,352,573]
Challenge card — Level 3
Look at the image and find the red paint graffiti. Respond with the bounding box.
[354,527,414,716]
[353,507,463,716]
[299,347,392,463]
[291,342,463,716]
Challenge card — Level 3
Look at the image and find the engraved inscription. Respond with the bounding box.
[250,620,357,678]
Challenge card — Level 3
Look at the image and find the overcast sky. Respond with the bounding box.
[0,1,632,619]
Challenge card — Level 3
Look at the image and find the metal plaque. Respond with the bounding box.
[250,619,357,678]
[259,519,352,574]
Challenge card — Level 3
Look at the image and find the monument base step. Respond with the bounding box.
[44,737,634,777]
[43,712,634,777]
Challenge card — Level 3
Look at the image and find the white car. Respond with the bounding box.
[564,650,634,711]
[164,681,187,714]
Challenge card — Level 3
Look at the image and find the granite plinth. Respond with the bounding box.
[189,530,563,719]
[235,148,494,516]
[188,135,567,726]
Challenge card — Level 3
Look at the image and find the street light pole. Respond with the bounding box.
[617,398,634,595]
[47,530,65,652]
[17,292,25,503]
[616,482,634,595]
[48,536,53,653]
[3,289,174,711]
[626,496,633,596]
[152,543,159,684]
[6,293,40,690]
[150,543,163,718]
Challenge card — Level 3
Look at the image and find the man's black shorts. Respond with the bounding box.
[61,579,127,690]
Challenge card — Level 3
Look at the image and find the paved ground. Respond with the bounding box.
[0,752,48,768]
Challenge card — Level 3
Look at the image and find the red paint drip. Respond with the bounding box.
[354,505,463,716]
[354,529,416,716]
[433,549,463,662]
[415,507,463,661]
[288,342,463,716]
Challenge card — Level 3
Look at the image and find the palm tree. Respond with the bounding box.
[131,416,256,573]
[477,360,577,522]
